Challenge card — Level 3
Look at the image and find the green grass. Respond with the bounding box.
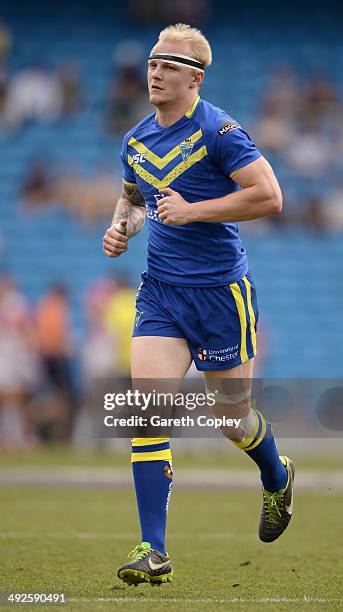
[0,444,342,471]
[1,486,343,611]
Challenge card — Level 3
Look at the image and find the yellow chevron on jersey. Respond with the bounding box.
[128,144,207,190]
[120,96,262,286]
[128,129,203,170]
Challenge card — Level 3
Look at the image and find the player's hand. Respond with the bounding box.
[157,188,191,225]
[103,220,128,257]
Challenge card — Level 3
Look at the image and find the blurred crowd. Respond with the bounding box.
[250,66,343,232]
[1,18,343,229]
[20,159,122,224]
[0,273,136,450]
[0,22,82,129]
[125,0,210,25]
[1,16,342,446]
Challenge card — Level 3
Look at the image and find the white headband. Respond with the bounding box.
[148,52,205,72]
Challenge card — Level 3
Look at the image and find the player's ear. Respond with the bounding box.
[190,70,203,89]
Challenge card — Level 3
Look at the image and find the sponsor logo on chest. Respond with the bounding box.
[132,153,147,164]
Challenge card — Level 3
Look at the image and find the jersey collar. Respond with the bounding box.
[154,95,200,129]
[185,95,200,118]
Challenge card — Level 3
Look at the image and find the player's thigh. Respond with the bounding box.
[180,274,258,375]
[131,335,192,378]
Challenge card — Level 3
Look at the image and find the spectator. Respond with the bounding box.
[252,100,295,154]
[285,128,331,176]
[161,0,209,23]
[82,278,118,383]
[4,64,63,129]
[54,169,122,222]
[300,72,341,132]
[0,275,39,449]
[103,277,136,377]
[104,41,149,134]
[0,66,8,121]
[303,196,329,233]
[0,22,12,68]
[261,65,299,120]
[126,0,164,24]
[57,61,82,116]
[126,0,209,23]
[252,66,299,154]
[35,284,78,440]
[324,185,343,231]
[20,160,122,222]
[105,66,147,133]
[74,279,118,446]
[20,159,53,206]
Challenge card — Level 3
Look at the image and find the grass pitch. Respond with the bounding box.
[1,481,343,611]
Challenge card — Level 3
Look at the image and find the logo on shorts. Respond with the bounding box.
[197,346,239,362]
[134,309,144,328]
[197,347,208,361]
[179,138,194,162]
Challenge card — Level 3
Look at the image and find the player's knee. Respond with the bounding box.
[206,386,256,442]
[220,407,257,442]
[227,406,258,443]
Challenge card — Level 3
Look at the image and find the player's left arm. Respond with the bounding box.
[157,157,282,225]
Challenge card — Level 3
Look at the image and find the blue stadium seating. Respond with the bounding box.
[0,0,342,376]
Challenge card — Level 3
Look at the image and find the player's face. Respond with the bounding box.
[148,41,198,107]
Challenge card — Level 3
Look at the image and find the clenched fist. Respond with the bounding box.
[157,188,191,225]
[103,219,128,257]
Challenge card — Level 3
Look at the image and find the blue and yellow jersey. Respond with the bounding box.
[121,96,261,287]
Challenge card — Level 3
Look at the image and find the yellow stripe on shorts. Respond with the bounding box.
[243,276,257,355]
[230,281,248,363]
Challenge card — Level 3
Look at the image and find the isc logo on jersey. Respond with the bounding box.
[132,153,147,164]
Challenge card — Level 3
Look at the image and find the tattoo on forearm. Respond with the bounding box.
[112,199,129,224]
[112,183,146,238]
[123,182,146,207]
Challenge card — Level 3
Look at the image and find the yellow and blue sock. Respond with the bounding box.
[131,437,173,555]
[233,411,288,492]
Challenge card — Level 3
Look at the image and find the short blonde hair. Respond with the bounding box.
[158,23,212,68]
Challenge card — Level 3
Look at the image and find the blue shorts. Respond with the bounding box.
[133,271,258,372]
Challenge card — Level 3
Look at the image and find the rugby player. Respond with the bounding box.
[103,23,295,586]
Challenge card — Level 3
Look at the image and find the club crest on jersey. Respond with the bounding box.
[179,138,194,162]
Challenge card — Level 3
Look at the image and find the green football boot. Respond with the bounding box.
[117,542,173,586]
[259,455,295,543]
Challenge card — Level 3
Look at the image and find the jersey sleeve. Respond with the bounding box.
[120,135,137,186]
[211,123,262,178]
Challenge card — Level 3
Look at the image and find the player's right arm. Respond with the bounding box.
[103,181,146,258]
